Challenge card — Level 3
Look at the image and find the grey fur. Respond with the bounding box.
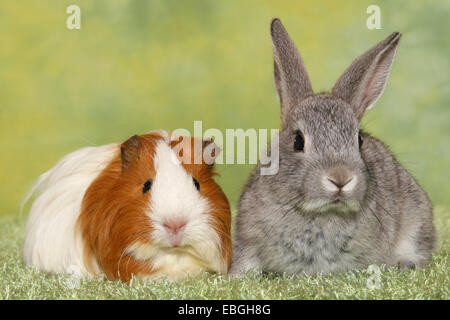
[229,19,435,277]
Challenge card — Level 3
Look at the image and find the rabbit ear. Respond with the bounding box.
[332,32,401,120]
[271,19,313,125]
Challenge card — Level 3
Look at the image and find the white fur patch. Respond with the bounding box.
[342,175,357,193]
[127,140,226,278]
[394,224,423,264]
[322,176,339,192]
[302,198,359,213]
[126,241,225,281]
[321,175,357,193]
[23,144,118,276]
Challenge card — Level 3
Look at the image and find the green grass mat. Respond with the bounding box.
[1,207,447,299]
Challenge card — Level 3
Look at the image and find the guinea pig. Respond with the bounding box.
[23,131,232,282]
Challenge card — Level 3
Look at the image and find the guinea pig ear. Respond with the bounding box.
[332,32,401,120]
[202,138,221,166]
[120,135,141,172]
[271,18,314,126]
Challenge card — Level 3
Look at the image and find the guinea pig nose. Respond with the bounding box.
[163,220,187,234]
[327,165,354,189]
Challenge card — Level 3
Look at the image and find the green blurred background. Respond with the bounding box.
[1,0,449,216]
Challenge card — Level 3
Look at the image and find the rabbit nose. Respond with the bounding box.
[163,220,187,235]
[327,176,353,189]
[327,166,354,190]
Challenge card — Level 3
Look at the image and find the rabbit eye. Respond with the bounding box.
[294,131,304,152]
[193,178,200,191]
[358,131,364,149]
[142,179,152,194]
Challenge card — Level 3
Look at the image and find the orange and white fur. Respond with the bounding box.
[23,131,232,282]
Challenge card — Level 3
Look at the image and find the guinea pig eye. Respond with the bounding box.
[294,130,304,152]
[142,179,152,194]
[193,178,200,191]
[358,131,364,149]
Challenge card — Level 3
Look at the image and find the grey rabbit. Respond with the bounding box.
[229,19,435,277]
